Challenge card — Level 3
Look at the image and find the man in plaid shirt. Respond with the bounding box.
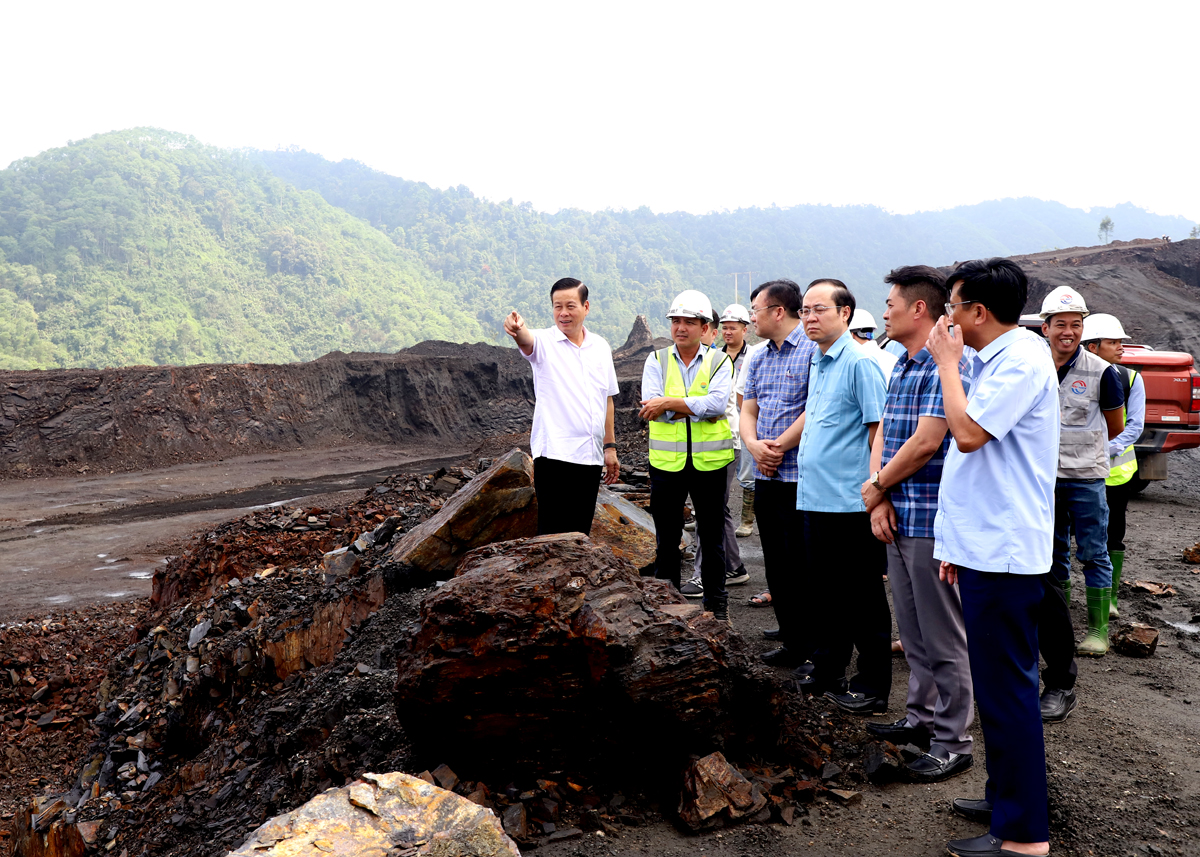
[740,279,818,668]
[859,266,975,783]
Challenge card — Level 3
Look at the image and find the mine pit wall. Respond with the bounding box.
[0,343,537,477]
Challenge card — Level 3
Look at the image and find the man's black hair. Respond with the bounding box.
[750,279,802,318]
[806,278,855,322]
[551,277,588,303]
[945,259,1027,325]
[712,310,721,327]
[884,265,950,320]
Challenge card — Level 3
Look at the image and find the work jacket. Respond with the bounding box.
[1056,347,1111,480]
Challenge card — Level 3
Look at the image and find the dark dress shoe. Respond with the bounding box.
[1040,687,1077,722]
[824,689,887,715]
[865,716,932,746]
[796,673,847,696]
[951,797,993,824]
[762,628,781,640]
[906,746,972,781]
[760,646,801,667]
[791,660,815,678]
[947,832,1039,857]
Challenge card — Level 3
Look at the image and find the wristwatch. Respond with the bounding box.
[603,442,618,450]
[870,470,885,491]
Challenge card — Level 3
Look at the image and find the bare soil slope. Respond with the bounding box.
[1,343,534,478]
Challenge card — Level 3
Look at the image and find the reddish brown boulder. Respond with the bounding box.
[394,533,755,776]
[388,449,538,576]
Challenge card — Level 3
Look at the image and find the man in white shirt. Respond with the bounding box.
[850,309,899,380]
[504,277,620,536]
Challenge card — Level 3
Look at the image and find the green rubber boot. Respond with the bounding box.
[1109,551,1124,620]
[1076,586,1111,656]
[1062,577,1071,606]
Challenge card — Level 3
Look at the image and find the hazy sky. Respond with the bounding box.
[5,1,1198,222]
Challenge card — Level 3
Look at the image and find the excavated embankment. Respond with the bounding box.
[0,342,536,478]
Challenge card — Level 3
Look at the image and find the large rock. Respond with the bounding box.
[589,486,658,571]
[394,533,756,776]
[389,449,538,576]
[227,771,519,856]
[615,314,655,354]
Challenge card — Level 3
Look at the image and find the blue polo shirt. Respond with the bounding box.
[934,328,1059,574]
[795,331,887,513]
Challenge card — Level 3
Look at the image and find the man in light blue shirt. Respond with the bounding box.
[792,279,890,713]
[927,258,1057,857]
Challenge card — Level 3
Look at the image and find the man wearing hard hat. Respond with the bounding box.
[1082,313,1145,622]
[721,304,762,539]
[850,309,899,379]
[1039,286,1126,680]
[639,290,737,620]
[681,304,755,597]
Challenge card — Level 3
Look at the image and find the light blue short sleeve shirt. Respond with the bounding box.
[795,331,887,513]
[934,328,1060,574]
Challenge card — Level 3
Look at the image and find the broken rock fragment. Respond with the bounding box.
[589,486,658,571]
[389,449,538,577]
[228,771,519,856]
[1113,622,1160,657]
[678,751,769,831]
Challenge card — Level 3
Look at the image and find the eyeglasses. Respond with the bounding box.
[799,305,842,318]
[750,305,782,315]
[944,300,977,316]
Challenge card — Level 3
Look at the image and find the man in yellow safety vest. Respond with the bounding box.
[1083,313,1145,620]
[639,290,736,620]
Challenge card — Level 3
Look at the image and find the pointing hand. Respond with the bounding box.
[503,311,526,338]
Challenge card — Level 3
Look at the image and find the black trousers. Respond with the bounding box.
[534,457,602,536]
[1106,478,1136,552]
[754,480,808,655]
[804,510,892,699]
[1037,573,1078,692]
[651,462,729,612]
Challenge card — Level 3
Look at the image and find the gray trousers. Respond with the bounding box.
[693,461,741,576]
[887,534,974,755]
[736,444,755,490]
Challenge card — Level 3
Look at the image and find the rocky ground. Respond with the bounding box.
[2,449,1199,857]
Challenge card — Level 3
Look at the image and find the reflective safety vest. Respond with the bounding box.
[648,347,735,472]
[1106,366,1139,487]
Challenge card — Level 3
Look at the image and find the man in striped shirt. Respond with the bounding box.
[860,266,975,781]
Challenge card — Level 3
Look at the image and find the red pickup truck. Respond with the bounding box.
[1118,344,1200,488]
[1016,316,1200,488]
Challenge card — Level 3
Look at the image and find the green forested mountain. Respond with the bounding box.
[253,149,1196,339]
[0,129,483,369]
[1,129,1194,370]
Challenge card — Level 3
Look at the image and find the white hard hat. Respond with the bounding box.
[1082,313,1130,341]
[666,289,714,321]
[1039,286,1090,319]
[849,309,877,331]
[719,304,751,324]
